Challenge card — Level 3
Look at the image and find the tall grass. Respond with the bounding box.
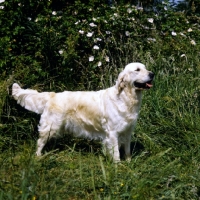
[1,49,200,199]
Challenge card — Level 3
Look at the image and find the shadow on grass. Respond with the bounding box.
[120,141,144,160]
[43,135,144,160]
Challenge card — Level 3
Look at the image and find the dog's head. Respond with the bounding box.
[117,62,154,93]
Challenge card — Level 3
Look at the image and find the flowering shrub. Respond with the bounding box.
[0,0,199,90]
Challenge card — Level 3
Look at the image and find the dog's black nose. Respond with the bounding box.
[149,72,154,79]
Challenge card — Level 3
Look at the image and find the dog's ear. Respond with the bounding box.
[116,71,129,93]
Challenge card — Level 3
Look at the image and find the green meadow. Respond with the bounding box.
[0,1,200,199]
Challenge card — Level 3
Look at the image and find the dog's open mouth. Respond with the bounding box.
[134,80,153,89]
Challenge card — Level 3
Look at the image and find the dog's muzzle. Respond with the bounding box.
[134,72,154,89]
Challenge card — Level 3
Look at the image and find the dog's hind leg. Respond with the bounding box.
[36,128,58,156]
[36,110,62,156]
[36,136,48,156]
[36,121,51,156]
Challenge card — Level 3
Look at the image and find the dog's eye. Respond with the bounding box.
[135,68,140,71]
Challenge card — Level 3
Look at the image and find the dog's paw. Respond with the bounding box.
[125,156,131,163]
[35,151,42,156]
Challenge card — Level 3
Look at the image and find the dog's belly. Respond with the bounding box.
[57,106,106,140]
[62,117,106,140]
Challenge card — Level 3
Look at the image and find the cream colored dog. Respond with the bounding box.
[12,62,154,162]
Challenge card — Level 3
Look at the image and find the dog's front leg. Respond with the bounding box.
[124,134,131,162]
[104,135,120,163]
[123,132,131,162]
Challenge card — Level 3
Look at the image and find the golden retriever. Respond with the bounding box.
[12,62,154,162]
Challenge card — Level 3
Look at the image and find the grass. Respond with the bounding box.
[1,54,200,199]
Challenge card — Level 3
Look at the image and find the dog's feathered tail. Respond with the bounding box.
[12,83,52,114]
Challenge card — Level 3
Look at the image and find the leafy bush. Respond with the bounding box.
[0,0,199,89]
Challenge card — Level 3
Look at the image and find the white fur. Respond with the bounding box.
[12,62,154,162]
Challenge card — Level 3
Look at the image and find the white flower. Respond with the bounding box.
[194,93,198,98]
[137,6,143,11]
[94,38,102,43]
[188,68,193,71]
[93,45,99,50]
[79,30,84,34]
[86,32,94,37]
[89,8,92,11]
[35,18,38,22]
[0,0,5,3]
[75,20,80,25]
[147,38,156,42]
[180,32,186,37]
[89,56,94,62]
[125,31,130,36]
[105,56,110,62]
[89,22,97,27]
[111,6,116,9]
[110,16,115,20]
[27,17,31,21]
[171,31,177,36]
[104,20,108,24]
[114,13,118,17]
[127,8,133,13]
[190,40,196,45]
[187,28,192,32]
[52,11,57,15]
[180,54,186,57]
[147,18,154,23]
[0,6,4,9]
[164,6,167,10]
[98,61,102,67]
[92,17,97,21]
[59,50,63,54]
[106,31,111,34]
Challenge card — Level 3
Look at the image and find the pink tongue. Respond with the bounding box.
[146,83,153,88]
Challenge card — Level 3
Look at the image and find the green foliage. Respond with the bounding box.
[1,0,199,89]
[0,0,200,199]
